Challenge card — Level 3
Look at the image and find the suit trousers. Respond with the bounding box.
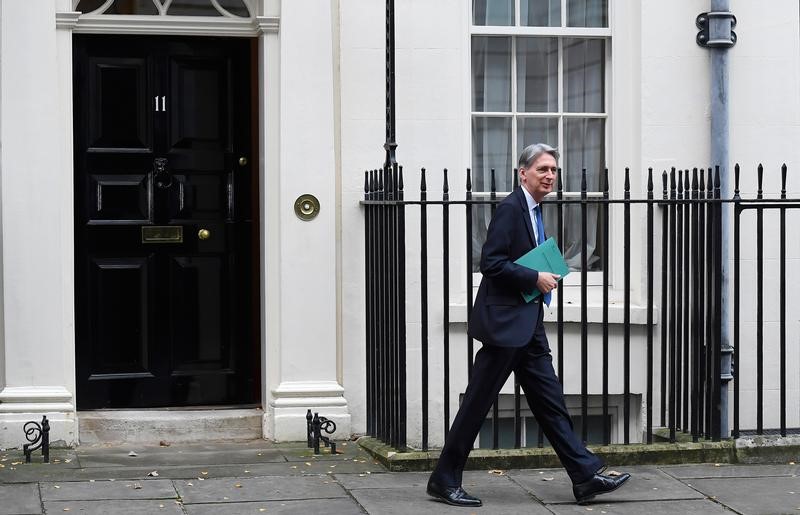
[430,332,604,487]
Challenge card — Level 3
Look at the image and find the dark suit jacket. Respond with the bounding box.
[468,186,544,348]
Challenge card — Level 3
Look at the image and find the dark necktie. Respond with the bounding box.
[535,205,551,306]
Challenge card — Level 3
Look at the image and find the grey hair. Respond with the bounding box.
[518,143,560,169]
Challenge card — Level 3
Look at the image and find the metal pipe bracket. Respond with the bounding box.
[696,11,737,48]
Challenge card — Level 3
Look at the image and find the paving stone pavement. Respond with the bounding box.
[1,441,799,514]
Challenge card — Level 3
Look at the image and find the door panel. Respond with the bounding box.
[88,57,152,151]
[74,35,257,409]
[90,174,151,221]
[88,257,152,377]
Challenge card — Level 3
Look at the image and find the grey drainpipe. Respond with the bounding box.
[697,2,736,439]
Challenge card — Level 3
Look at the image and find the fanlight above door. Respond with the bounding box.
[73,0,252,18]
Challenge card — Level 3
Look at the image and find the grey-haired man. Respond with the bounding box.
[426,143,630,507]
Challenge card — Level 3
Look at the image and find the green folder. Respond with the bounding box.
[514,237,570,303]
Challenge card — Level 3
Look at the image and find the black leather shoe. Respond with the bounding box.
[572,472,631,505]
[426,479,482,507]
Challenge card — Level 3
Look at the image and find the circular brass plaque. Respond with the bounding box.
[294,194,320,221]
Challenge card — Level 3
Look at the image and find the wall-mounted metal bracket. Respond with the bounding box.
[696,11,737,48]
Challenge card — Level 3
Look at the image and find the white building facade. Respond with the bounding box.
[0,0,798,449]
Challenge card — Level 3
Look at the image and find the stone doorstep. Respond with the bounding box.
[358,436,800,472]
[78,409,263,445]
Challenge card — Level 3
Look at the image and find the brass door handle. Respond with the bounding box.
[198,229,211,240]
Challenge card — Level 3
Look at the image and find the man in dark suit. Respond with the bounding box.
[426,143,630,507]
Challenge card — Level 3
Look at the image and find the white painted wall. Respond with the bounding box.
[261,0,351,440]
[0,0,77,447]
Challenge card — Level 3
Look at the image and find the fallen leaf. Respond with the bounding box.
[542,477,554,481]
[159,441,170,447]
[128,451,138,457]
[11,462,22,465]
[488,469,504,475]
[187,482,194,487]
[234,484,242,488]
[305,462,312,466]
[201,471,208,475]
[64,459,72,463]
[54,485,61,489]
[259,509,267,513]
[159,505,165,509]
[133,483,142,490]
[63,509,70,512]
[244,470,250,473]
[147,471,159,477]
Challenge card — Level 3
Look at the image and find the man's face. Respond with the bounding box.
[520,153,557,202]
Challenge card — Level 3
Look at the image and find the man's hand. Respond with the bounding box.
[536,272,561,294]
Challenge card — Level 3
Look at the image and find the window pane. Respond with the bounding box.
[75,0,111,13]
[216,0,250,17]
[105,0,159,15]
[564,38,605,113]
[479,416,516,448]
[472,37,512,112]
[559,117,605,271]
[471,117,512,270]
[473,0,514,26]
[521,0,561,27]
[517,118,558,157]
[472,117,513,192]
[567,0,608,27]
[517,38,558,112]
[168,0,221,16]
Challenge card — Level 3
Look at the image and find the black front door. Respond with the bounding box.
[73,35,258,409]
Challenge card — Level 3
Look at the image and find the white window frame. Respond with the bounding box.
[469,0,612,288]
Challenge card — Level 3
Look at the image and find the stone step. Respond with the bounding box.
[78,409,263,445]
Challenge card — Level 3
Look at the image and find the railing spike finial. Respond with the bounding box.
[714,165,721,196]
[781,163,788,198]
[581,168,587,198]
[558,168,563,192]
[733,164,740,200]
[707,165,714,193]
[699,168,705,195]
[647,168,653,194]
[398,165,404,194]
[624,167,630,193]
[677,169,684,195]
[442,168,449,194]
[490,168,496,194]
[513,168,519,189]
[364,170,369,196]
[604,168,610,195]
[465,167,471,192]
[420,167,427,192]
[757,163,764,199]
[670,167,677,198]
[662,170,668,199]
[692,168,698,192]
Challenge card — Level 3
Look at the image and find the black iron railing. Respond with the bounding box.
[362,164,799,451]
